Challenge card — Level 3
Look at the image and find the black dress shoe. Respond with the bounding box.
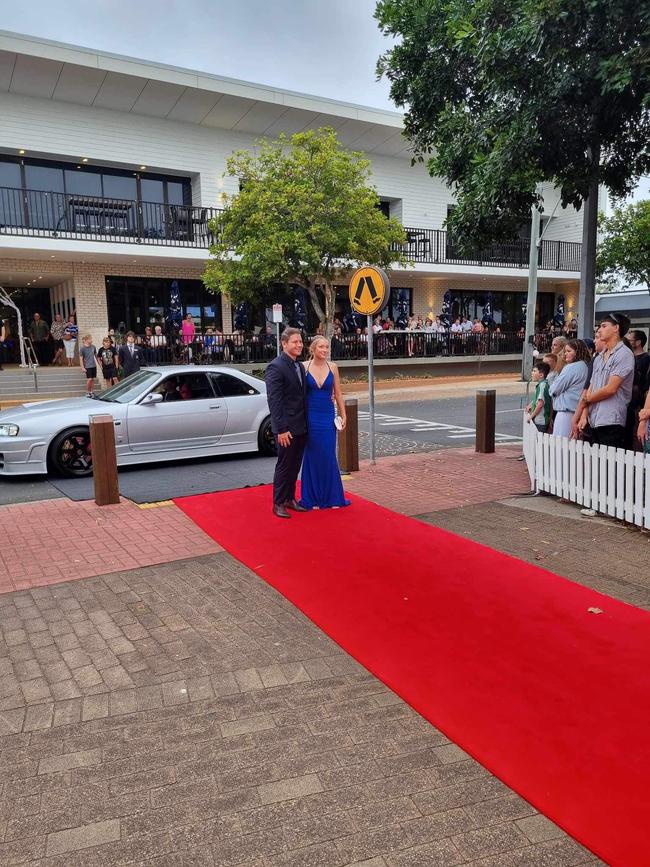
[285,500,308,512]
[273,504,291,518]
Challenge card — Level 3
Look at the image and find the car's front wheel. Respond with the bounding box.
[258,416,276,457]
[49,427,93,477]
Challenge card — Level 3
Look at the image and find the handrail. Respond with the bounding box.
[0,186,582,270]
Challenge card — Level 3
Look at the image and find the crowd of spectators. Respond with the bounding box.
[526,312,649,453]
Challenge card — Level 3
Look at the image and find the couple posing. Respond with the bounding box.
[265,327,350,518]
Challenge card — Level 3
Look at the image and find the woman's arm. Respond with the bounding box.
[331,363,346,428]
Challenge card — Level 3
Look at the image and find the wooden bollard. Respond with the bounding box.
[89,414,120,505]
[475,389,496,453]
[337,398,359,472]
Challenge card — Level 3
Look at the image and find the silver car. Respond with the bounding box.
[0,366,276,477]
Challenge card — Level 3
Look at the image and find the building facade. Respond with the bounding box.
[0,30,582,361]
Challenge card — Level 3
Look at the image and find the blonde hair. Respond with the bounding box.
[308,336,329,357]
[82,334,92,342]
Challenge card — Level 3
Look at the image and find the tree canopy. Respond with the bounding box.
[203,128,407,332]
[597,200,650,292]
[375,0,650,248]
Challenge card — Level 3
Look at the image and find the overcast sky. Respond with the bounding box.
[2,1,646,202]
[0,0,397,111]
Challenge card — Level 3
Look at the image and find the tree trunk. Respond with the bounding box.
[324,281,335,338]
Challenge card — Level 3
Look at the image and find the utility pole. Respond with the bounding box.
[521,206,540,381]
[577,175,599,340]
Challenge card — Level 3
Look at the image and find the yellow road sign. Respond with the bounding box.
[349,266,389,316]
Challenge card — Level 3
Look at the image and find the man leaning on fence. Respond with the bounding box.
[577,313,634,450]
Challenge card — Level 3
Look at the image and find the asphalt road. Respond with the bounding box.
[0,391,527,506]
[358,392,526,452]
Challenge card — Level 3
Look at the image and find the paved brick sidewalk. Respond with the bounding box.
[344,447,529,515]
[0,555,596,866]
[0,498,221,594]
[0,452,614,865]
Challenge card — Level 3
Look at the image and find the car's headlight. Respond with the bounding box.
[0,424,19,437]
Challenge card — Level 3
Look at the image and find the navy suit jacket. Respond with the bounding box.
[265,352,307,436]
[118,344,143,377]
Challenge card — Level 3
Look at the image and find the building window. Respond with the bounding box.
[443,289,554,330]
[106,277,221,334]
[375,200,391,219]
[0,155,191,234]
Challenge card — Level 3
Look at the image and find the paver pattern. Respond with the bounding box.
[0,497,221,594]
[427,499,650,611]
[0,554,598,866]
[344,447,529,515]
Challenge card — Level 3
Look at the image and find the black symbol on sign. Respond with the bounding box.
[353,275,380,304]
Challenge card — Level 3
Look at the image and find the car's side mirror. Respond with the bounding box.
[142,392,163,405]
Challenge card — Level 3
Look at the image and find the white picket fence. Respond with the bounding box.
[522,418,650,529]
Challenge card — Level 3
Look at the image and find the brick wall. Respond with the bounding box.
[0,257,232,349]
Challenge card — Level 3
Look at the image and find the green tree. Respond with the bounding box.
[597,200,650,292]
[375,0,650,336]
[204,128,407,334]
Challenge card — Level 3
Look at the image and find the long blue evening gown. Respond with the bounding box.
[300,366,351,509]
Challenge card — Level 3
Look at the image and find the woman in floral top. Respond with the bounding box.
[50,313,67,366]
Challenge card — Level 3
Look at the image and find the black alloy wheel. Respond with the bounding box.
[258,417,277,457]
[50,427,94,477]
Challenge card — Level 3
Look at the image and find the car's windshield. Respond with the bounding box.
[96,370,160,404]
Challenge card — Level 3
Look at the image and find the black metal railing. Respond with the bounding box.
[0,186,219,248]
[116,329,525,367]
[0,186,582,270]
[396,228,581,271]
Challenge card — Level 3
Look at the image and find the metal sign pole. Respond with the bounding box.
[276,323,280,357]
[367,314,376,465]
[348,267,387,468]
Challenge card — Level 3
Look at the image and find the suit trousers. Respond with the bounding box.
[273,433,307,505]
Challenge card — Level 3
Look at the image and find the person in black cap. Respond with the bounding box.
[577,313,634,449]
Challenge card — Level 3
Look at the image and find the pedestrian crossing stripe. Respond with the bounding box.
[349,266,389,316]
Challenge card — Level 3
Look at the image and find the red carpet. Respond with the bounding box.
[175,486,650,865]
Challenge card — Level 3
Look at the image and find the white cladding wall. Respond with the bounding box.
[0,91,583,240]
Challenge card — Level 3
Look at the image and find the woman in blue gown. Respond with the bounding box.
[300,336,351,509]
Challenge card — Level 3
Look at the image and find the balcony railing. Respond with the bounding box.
[0,186,218,248]
[0,187,581,271]
[117,329,525,367]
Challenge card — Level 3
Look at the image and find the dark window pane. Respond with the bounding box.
[141,179,165,238]
[0,161,21,188]
[65,169,102,197]
[0,163,22,226]
[210,372,259,397]
[140,179,164,203]
[176,372,214,400]
[167,181,186,205]
[102,174,137,201]
[25,165,64,192]
[25,166,64,229]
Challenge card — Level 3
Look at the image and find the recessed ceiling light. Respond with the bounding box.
[82,158,88,163]
[19,149,25,155]
[140,165,147,170]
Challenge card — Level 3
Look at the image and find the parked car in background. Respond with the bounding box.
[0,366,275,477]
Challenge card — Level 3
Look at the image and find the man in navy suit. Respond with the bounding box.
[118,331,144,378]
[265,327,308,518]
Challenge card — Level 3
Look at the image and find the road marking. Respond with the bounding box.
[358,410,522,442]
